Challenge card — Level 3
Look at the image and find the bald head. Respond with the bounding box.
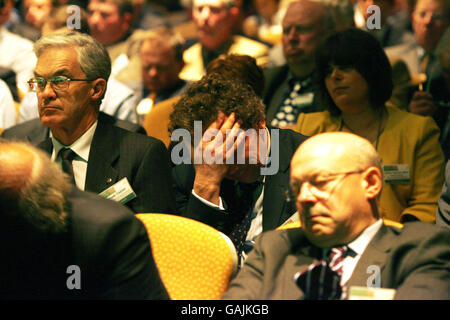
[0,140,70,234]
[291,132,382,177]
[0,142,39,199]
[282,0,335,78]
[290,132,382,248]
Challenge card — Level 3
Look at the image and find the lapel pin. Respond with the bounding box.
[106,178,113,183]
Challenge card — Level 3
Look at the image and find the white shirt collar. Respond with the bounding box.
[347,219,383,256]
[51,121,98,162]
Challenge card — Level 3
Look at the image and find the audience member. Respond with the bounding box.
[295,28,445,223]
[144,53,265,147]
[19,4,140,124]
[179,0,270,81]
[385,0,449,118]
[0,139,169,299]
[5,32,174,214]
[222,132,450,300]
[437,160,450,228]
[87,0,143,76]
[263,0,335,128]
[356,0,412,47]
[127,27,189,123]
[169,75,308,266]
[0,0,37,96]
[0,79,16,131]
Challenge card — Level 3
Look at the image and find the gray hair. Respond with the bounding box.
[0,140,71,234]
[139,27,186,62]
[34,31,111,81]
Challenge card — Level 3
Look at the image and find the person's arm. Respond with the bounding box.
[393,226,450,299]
[402,117,445,222]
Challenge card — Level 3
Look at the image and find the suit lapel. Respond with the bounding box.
[84,114,120,193]
[346,224,395,288]
[262,129,294,230]
[37,138,53,155]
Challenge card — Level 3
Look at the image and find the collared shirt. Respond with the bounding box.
[51,121,98,190]
[338,219,383,286]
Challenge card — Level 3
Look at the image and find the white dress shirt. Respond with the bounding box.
[0,79,16,129]
[340,219,383,286]
[51,121,98,190]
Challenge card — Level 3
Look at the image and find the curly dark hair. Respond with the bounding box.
[169,75,265,139]
[206,54,265,97]
[315,28,393,116]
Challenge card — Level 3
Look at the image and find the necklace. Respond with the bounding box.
[339,110,384,150]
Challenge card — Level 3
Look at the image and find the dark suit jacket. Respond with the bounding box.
[172,128,308,234]
[263,65,321,125]
[0,187,169,300]
[3,112,174,214]
[222,222,450,300]
[1,111,146,143]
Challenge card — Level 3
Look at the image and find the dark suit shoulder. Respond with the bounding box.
[1,118,47,143]
[387,221,450,243]
[278,127,309,146]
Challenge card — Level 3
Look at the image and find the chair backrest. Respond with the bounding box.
[143,96,180,148]
[136,213,238,300]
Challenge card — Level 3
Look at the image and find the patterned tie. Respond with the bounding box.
[271,77,314,127]
[226,181,262,266]
[294,246,348,300]
[58,148,77,185]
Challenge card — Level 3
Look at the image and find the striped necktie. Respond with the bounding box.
[294,246,348,300]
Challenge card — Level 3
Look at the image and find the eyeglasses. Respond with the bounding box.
[28,76,94,92]
[287,170,365,202]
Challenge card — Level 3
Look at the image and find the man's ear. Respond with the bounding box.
[90,78,107,101]
[361,167,383,200]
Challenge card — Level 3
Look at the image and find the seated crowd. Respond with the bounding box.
[0,0,449,300]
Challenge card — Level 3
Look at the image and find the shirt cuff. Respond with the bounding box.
[191,189,225,211]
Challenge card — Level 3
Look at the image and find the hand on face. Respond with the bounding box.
[193,112,246,185]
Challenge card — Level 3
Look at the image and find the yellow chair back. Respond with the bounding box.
[136,213,238,300]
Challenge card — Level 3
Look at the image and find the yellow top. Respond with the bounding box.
[295,106,445,223]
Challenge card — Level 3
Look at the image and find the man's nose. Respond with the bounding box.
[297,183,318,204]
[88,11,101,26]
[40,81,57,99]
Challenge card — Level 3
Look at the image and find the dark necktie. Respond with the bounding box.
[294,246,348,300]
[225,181,262,264]
[58,148,76,185]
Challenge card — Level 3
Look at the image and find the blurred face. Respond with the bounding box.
[412,0,449,52]
[193,0,236,50]
[290,141,375,248]
[0,0,13,25]
[88,0,131,46]
[140,40,184,93]
[34,47,96,132]
[282,1,327,76]
[325,66,370,113]
[25,0,53,29]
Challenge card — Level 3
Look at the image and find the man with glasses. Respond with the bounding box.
[4,32,175,214]
[223,132,450,300]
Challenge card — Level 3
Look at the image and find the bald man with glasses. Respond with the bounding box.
[223,132,450,300]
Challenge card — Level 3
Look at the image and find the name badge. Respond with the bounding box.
[348,286,396,300]
[383,164,410,183]
[99,177,137,205]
